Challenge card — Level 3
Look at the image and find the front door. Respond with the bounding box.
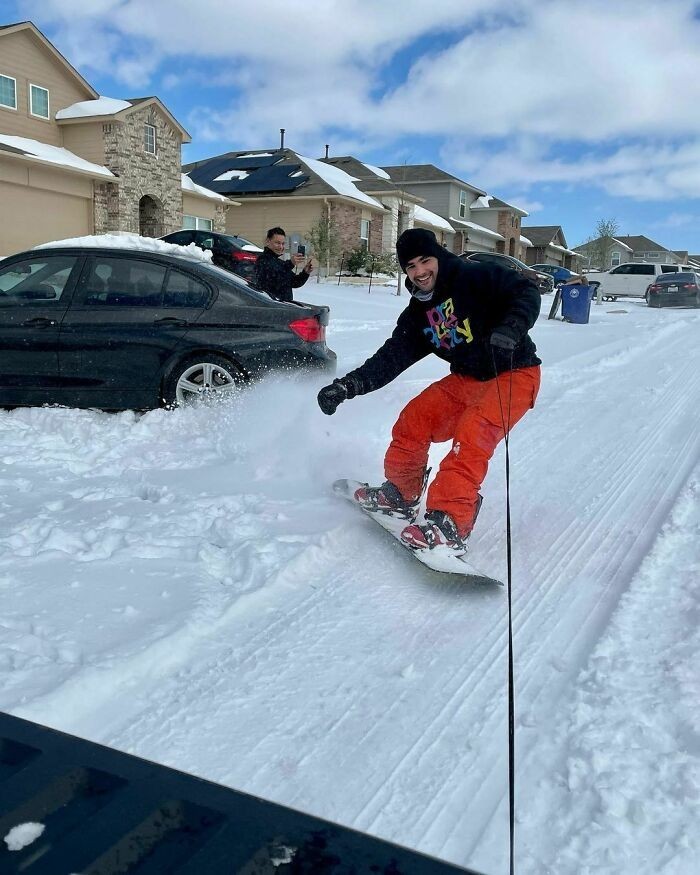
[0,254,80,405]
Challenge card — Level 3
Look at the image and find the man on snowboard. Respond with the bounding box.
[317,228,541,553]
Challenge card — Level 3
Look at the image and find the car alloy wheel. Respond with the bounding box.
[165,356,243,407]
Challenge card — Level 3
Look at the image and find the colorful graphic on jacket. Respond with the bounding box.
[423,298,473,350]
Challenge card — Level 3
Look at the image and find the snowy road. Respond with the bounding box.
[1,283,698,874]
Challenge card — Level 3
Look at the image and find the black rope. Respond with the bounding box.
[491,349,516,875]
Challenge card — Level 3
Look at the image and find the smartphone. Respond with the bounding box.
[297,244,306,256]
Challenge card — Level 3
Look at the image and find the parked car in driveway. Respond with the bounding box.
[646,272,700,308]
[160,230,263,281]
[0,239,335,410]
[594,262,696,301]
[459,251,554,293]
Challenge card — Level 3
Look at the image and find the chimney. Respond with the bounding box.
[280,128,285,149]
[325,144,330,159]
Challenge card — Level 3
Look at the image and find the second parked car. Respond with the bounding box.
[459,251,554,293]
[646,272,700,308]
[160,230,263,281]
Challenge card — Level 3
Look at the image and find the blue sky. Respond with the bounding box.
[7,0,700,252]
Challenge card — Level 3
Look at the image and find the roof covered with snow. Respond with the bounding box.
[55,97,132,120]
[450,218,505,240]
[183,148,384,209]
[181,174,233,203]
[0,133,114,178]
[413,205,454,233]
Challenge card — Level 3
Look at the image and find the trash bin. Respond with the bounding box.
[560,283,593,323]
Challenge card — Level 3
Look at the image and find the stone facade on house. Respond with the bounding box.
[94,105,182,236]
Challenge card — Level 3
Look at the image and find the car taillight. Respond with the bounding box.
[681,283,695,289]
[231,252,258,262]
[649,284,662,293]
[289,317,324,343]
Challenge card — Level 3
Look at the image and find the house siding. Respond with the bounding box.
[182,193,227,233]
[0,171,93,255]
[224,199,323,250]
[61,121,106,167]
[0,29,93,146]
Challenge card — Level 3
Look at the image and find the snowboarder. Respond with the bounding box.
[318,228,541,553]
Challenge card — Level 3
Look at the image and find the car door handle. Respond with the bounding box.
[22,317,57,328]
[154,317,188,327]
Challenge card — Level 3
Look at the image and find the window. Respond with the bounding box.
[628,264,655,275]
[660,265,680,273]
[360,218,370,248]
[611,251,621,267]
[166,231,195,245]
[163,269,209,308]
[144,123,156,154]
[29,84,49,119]
[183,215,212,231]
[0,74,17,110]
[459,190,468,218]
[82,257,166,307]
[0,256,77,303]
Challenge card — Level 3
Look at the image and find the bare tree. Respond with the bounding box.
[592,217,620,270]
[307,205,341,282]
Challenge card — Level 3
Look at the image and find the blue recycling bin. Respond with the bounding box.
[561,283,593,323]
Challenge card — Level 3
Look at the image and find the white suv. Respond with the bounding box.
[596,262,696,300]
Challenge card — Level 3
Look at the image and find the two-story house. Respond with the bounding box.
[321,155,454,249]
[469,194,530,259]
[0,21,229,255]
[380,164,502,254]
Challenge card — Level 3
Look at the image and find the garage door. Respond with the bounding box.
[0,181,92,257]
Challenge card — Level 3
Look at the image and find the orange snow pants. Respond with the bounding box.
[384,366,540,536]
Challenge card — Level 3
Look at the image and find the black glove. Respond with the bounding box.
[490,326,519,351]
[318,376,360,415]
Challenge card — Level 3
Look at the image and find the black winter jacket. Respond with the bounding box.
[253,247,310,302]
[345,252,541,394]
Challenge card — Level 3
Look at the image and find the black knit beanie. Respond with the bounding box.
[396,228,444,271]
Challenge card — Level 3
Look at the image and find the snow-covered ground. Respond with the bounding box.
[1,281,698,874]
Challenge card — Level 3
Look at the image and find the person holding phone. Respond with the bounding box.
[252,226,313,302]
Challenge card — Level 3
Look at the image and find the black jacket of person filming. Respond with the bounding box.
[344,252,542,394]
[253,247,310,302]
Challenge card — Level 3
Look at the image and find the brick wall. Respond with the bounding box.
[95,104,182,236]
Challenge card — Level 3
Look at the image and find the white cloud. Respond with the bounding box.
[16,0,700,203]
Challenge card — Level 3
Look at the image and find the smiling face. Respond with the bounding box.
[405,255,439,293]
[267,233,286,256]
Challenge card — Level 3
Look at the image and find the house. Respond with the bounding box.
[0,21,229,255]
[520,225,583,270]
[183,147,391,259]
[381,164,512,255]
[470,194,530,259]
[321,155,454,248]
[573,234,684,270]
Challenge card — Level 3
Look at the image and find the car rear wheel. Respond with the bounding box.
[163,355,245,407]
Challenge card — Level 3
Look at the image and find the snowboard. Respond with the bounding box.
[332,478,503,584]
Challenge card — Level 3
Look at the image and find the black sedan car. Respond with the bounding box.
[646,272,700,308]
[0,244,336,410]
[160,230,262,281]
[459,251,554,294]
